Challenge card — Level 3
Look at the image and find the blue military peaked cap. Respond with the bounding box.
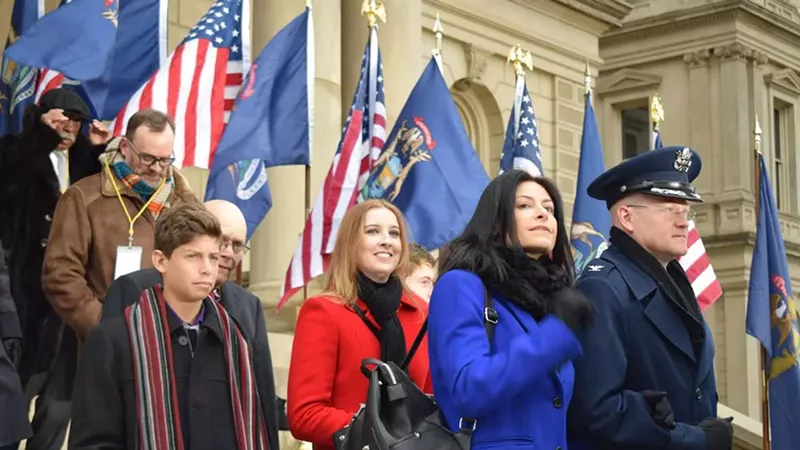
[588,146,703,208]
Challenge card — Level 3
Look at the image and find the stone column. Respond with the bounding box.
[341,0,422,129]
[715,43,756,201]
[248,0,342,332]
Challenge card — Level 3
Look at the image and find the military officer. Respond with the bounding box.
[567,146,733,450]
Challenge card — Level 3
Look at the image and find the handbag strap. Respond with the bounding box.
[460,284,498,438]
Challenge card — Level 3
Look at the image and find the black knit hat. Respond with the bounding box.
[38,88,91,121]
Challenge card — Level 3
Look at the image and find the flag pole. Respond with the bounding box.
[584,59,591,98]
[753,115,771,450]
[650,92,664,148]
[432,13,444,69]
[302,0,313,303]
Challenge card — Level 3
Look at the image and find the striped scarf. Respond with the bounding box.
[107,150,175,220]
[125,285,269,450]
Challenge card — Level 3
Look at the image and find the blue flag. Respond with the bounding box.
[363,58,490,250]
[746,153,800,450]
[205,8,312,241]
[4,0,164,119]
[1,0,43,135]
[499,76,543,176]
[570,92,610,273]
[653,129,664,149]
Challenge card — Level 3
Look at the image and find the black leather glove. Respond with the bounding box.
[640,390,675,429]
[698,417,734,450]
[2,338,22,367]
[550,288,595,334]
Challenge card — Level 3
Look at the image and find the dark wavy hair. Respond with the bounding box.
[438,169,575,285]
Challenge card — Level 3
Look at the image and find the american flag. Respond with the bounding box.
[653,131,723,310]
[499,77,542,176]
[34,68,65,102]
[110,0,250,169]
[276,28,385,310]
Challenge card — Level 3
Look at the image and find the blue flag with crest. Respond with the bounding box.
[205,7,312,241]
[570,90,610,273]
[363,57,489,250]
[3,0,164,120]
[1,0,43,135]
[746,153,800,450]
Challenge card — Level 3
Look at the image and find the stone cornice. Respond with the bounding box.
[601,0,800,45]
[551,0,634,27]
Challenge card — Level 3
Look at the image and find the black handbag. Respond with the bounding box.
[333,287,498,450]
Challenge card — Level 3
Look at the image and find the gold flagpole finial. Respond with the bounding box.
[507,44,533,77]
[650,92,664,129]
[361,0,386,28]
[584,59,591,93]
[432,13,444,56]
[755,115,762,154]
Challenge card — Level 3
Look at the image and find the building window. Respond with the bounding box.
[621,106,650,159]
[772,102,794,212]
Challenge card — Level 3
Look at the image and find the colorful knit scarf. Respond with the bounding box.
[108,151,175,220]
[125,285,269,450]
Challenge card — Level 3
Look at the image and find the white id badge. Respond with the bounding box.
[114,246,143,280]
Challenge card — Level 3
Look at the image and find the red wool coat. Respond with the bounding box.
[287,292,432,449]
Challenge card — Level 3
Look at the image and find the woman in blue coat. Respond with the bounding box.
[428,170,595,449]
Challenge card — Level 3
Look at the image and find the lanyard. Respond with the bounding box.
[103,156,166,247]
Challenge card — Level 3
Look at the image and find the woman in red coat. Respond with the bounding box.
[287,199,432,449]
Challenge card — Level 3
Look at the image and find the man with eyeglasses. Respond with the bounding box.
[101,200,281,450]
[0,88,113,450]
[567,147,733,450]
[42,108,198,345]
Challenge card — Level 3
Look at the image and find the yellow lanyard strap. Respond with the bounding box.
[103,156,166,247]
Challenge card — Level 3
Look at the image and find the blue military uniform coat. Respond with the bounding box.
[567,245,717,450]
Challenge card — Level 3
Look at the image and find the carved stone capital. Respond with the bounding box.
[751,49,769,66]
[683,49,710,67]
[713,42,752,61]
[458,43,490,90]
[711,43,768,65]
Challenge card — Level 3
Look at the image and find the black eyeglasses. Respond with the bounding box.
[125,138,176,168]
[220,239,250,255]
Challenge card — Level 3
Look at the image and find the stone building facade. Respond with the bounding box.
[3,0,797,448]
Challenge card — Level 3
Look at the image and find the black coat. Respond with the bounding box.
[71,297,246,449]
[0,118,105,384]
[0,238,33,446]
[100,269,280,450]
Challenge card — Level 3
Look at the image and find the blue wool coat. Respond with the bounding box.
[567,246,717,450]
[428,270,582,449]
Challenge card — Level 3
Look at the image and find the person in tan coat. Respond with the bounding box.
[42,109,197,343]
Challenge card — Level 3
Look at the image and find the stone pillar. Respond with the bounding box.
[248,0,342,332]
[341,0,422,129]
[684,50,712,197]
[715,43,755,201]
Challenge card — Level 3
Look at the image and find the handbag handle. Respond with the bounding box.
[360,358,400,385]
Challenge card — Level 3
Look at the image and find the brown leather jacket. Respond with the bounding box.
[41,159,197,341]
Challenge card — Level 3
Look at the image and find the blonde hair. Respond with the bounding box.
[323,199,411,305]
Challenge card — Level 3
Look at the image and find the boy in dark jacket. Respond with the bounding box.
[69,202,270,450]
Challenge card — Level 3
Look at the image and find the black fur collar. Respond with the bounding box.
[441,234,572,320]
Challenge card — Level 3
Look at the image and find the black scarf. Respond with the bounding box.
[609,226,706,357]
[441,235,574,321]
[356,272,407,366]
